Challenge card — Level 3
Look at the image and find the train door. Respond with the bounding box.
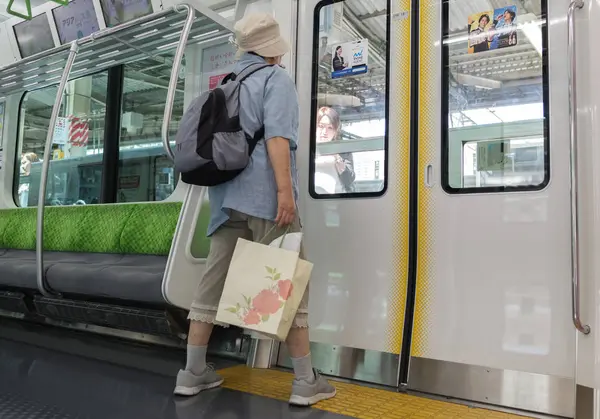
[291,0,578,416]
[408,0,575,416]
[286,0,412,387]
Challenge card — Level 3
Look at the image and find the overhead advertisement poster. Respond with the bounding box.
[331,39,369,79]
[468,5,517,54]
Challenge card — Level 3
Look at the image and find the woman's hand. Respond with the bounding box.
[335,155,346,174]
[276,189,296,227]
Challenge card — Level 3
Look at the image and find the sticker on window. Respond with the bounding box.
[331,39,369,79]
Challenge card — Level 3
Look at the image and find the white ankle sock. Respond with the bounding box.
[291,353,315,382]
[185,344,207,375]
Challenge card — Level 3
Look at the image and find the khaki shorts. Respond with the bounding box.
[188,209,309,328]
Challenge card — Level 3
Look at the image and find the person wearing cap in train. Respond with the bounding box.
[173,12,337,407]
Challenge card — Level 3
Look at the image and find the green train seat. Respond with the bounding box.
[0,202,210,305]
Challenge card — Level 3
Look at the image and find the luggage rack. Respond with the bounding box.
[0,3,232,98]
[11,3,234,297]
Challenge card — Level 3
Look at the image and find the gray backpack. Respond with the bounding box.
[174,63,273,186]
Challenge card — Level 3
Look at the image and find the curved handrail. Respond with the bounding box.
[162,4,196,162]
[36,41,80,297]
[567,0,590,335]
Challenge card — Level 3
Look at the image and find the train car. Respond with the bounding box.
[0,0,598,417]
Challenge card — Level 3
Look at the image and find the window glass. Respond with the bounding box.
[311,0,388,197]
[16,73,108,207]
[444,0,548,191]
[117,61,183,203]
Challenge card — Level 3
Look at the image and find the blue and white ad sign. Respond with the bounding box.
[331,39,369,79]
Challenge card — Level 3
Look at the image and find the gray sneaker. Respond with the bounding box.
[289,370,336,406]
[174,365,224,397]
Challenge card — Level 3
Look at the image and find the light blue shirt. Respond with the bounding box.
[206,53,300,236]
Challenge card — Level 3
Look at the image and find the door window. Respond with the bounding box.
[310,0,389,198]
[443,0,549,192]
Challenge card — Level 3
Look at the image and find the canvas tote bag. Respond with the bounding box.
[215,228,312,341]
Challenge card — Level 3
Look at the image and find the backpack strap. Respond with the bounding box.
[220,72,235,85]
[231,63,275,151]
[220,63,274,87]
[247,125,265,156]
[235,63,274,83]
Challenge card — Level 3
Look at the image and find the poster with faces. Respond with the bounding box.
[468,5,517,54]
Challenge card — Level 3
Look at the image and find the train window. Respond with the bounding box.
[117,63,183,203]
[309,0,389,198]
[443,0,549,192]
[16,73,108,207]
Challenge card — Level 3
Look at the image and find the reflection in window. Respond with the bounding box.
[16,73,108,207]
[444,0,548,191]
[117,63,183,203]
[315,107,356,194]
[311,0,388,197]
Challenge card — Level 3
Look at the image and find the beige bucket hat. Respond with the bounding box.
[234,13,290,58]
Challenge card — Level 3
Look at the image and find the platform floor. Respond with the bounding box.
[0,337,533,419]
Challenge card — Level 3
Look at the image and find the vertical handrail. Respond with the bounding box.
[36,41,79,297]
[567,0,591,335]
[162,4,195,162]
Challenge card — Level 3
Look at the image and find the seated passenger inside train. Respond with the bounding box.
[314,106,356,194]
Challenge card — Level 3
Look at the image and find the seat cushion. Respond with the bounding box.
[0,203,184,256]
[46,254,167,304]
[2,209,37,250]
[119,204,181,256]
[0,250,166,304]
[0,250,124,290]
[44,205,134,253]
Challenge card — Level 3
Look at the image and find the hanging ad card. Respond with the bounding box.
[331,39,369,79]
[468,5,517,54]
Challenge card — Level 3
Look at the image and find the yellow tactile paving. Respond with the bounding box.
[219,366,533,419]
